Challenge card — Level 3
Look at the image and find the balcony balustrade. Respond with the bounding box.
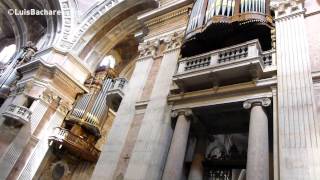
[173,40,276,91]
[2,104,32,124]
[48,127,100,162]
[108,78,127,97]
[107,77,128,111]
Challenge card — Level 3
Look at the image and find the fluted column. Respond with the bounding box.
[243,98,271,180]
[163,109,193,180]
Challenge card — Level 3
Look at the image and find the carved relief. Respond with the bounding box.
[18,41,38,65]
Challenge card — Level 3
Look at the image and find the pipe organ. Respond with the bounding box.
[183,0,272,57]
[48,67,125,162]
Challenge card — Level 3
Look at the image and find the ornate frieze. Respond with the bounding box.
[243,98,271,109]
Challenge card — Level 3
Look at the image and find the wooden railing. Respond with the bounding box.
[50,127,100,159]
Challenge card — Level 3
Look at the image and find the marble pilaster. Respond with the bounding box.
[272,1,320,178]
[91,51,154,179]
[124,33,183,180]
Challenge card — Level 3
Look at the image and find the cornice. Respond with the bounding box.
[138,0,192,23]
[143,4,191,27]
[17,59,88,93]
[34,46,93,75]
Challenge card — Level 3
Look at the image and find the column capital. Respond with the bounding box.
[137,39,160,60]
[243,98,271,109]
[164,31,184,52]
[270,0,304,19]
[171,108,193,118]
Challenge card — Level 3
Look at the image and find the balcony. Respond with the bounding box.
[48,127,100,162]
[2,104,32,124]
[107,77,128,111]
[173,40,276,92]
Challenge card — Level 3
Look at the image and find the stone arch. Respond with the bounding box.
[70,0,158,71]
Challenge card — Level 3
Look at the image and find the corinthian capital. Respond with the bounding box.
[138,39,160,59]
[164,31,184,52]
[271,0,304,18]
[243,98,271,109]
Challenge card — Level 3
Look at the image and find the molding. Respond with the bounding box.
[138,0,191,23]
[142,4,191,27]
[34,46,93,74]
[243,97,272,109]
[17,59,88,93]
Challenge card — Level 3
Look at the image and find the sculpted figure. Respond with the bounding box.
[18,41,37,64]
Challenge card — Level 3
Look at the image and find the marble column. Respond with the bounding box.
[243,98,271,180]
[163,109,192,180]
[188,137,205,180]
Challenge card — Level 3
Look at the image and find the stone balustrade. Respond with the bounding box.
[49,127,100,161]
[106,77,128,111]
[2,104,32,124]
[261,50,275,66]
[173,40,275,91]
[110,77,128,92]
[177,40,272,74]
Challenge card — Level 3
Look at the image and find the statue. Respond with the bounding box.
[18,41,37,64]
[206,134,248,160]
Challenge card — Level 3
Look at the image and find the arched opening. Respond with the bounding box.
[0,44,16,64]
[100,55,116,69]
